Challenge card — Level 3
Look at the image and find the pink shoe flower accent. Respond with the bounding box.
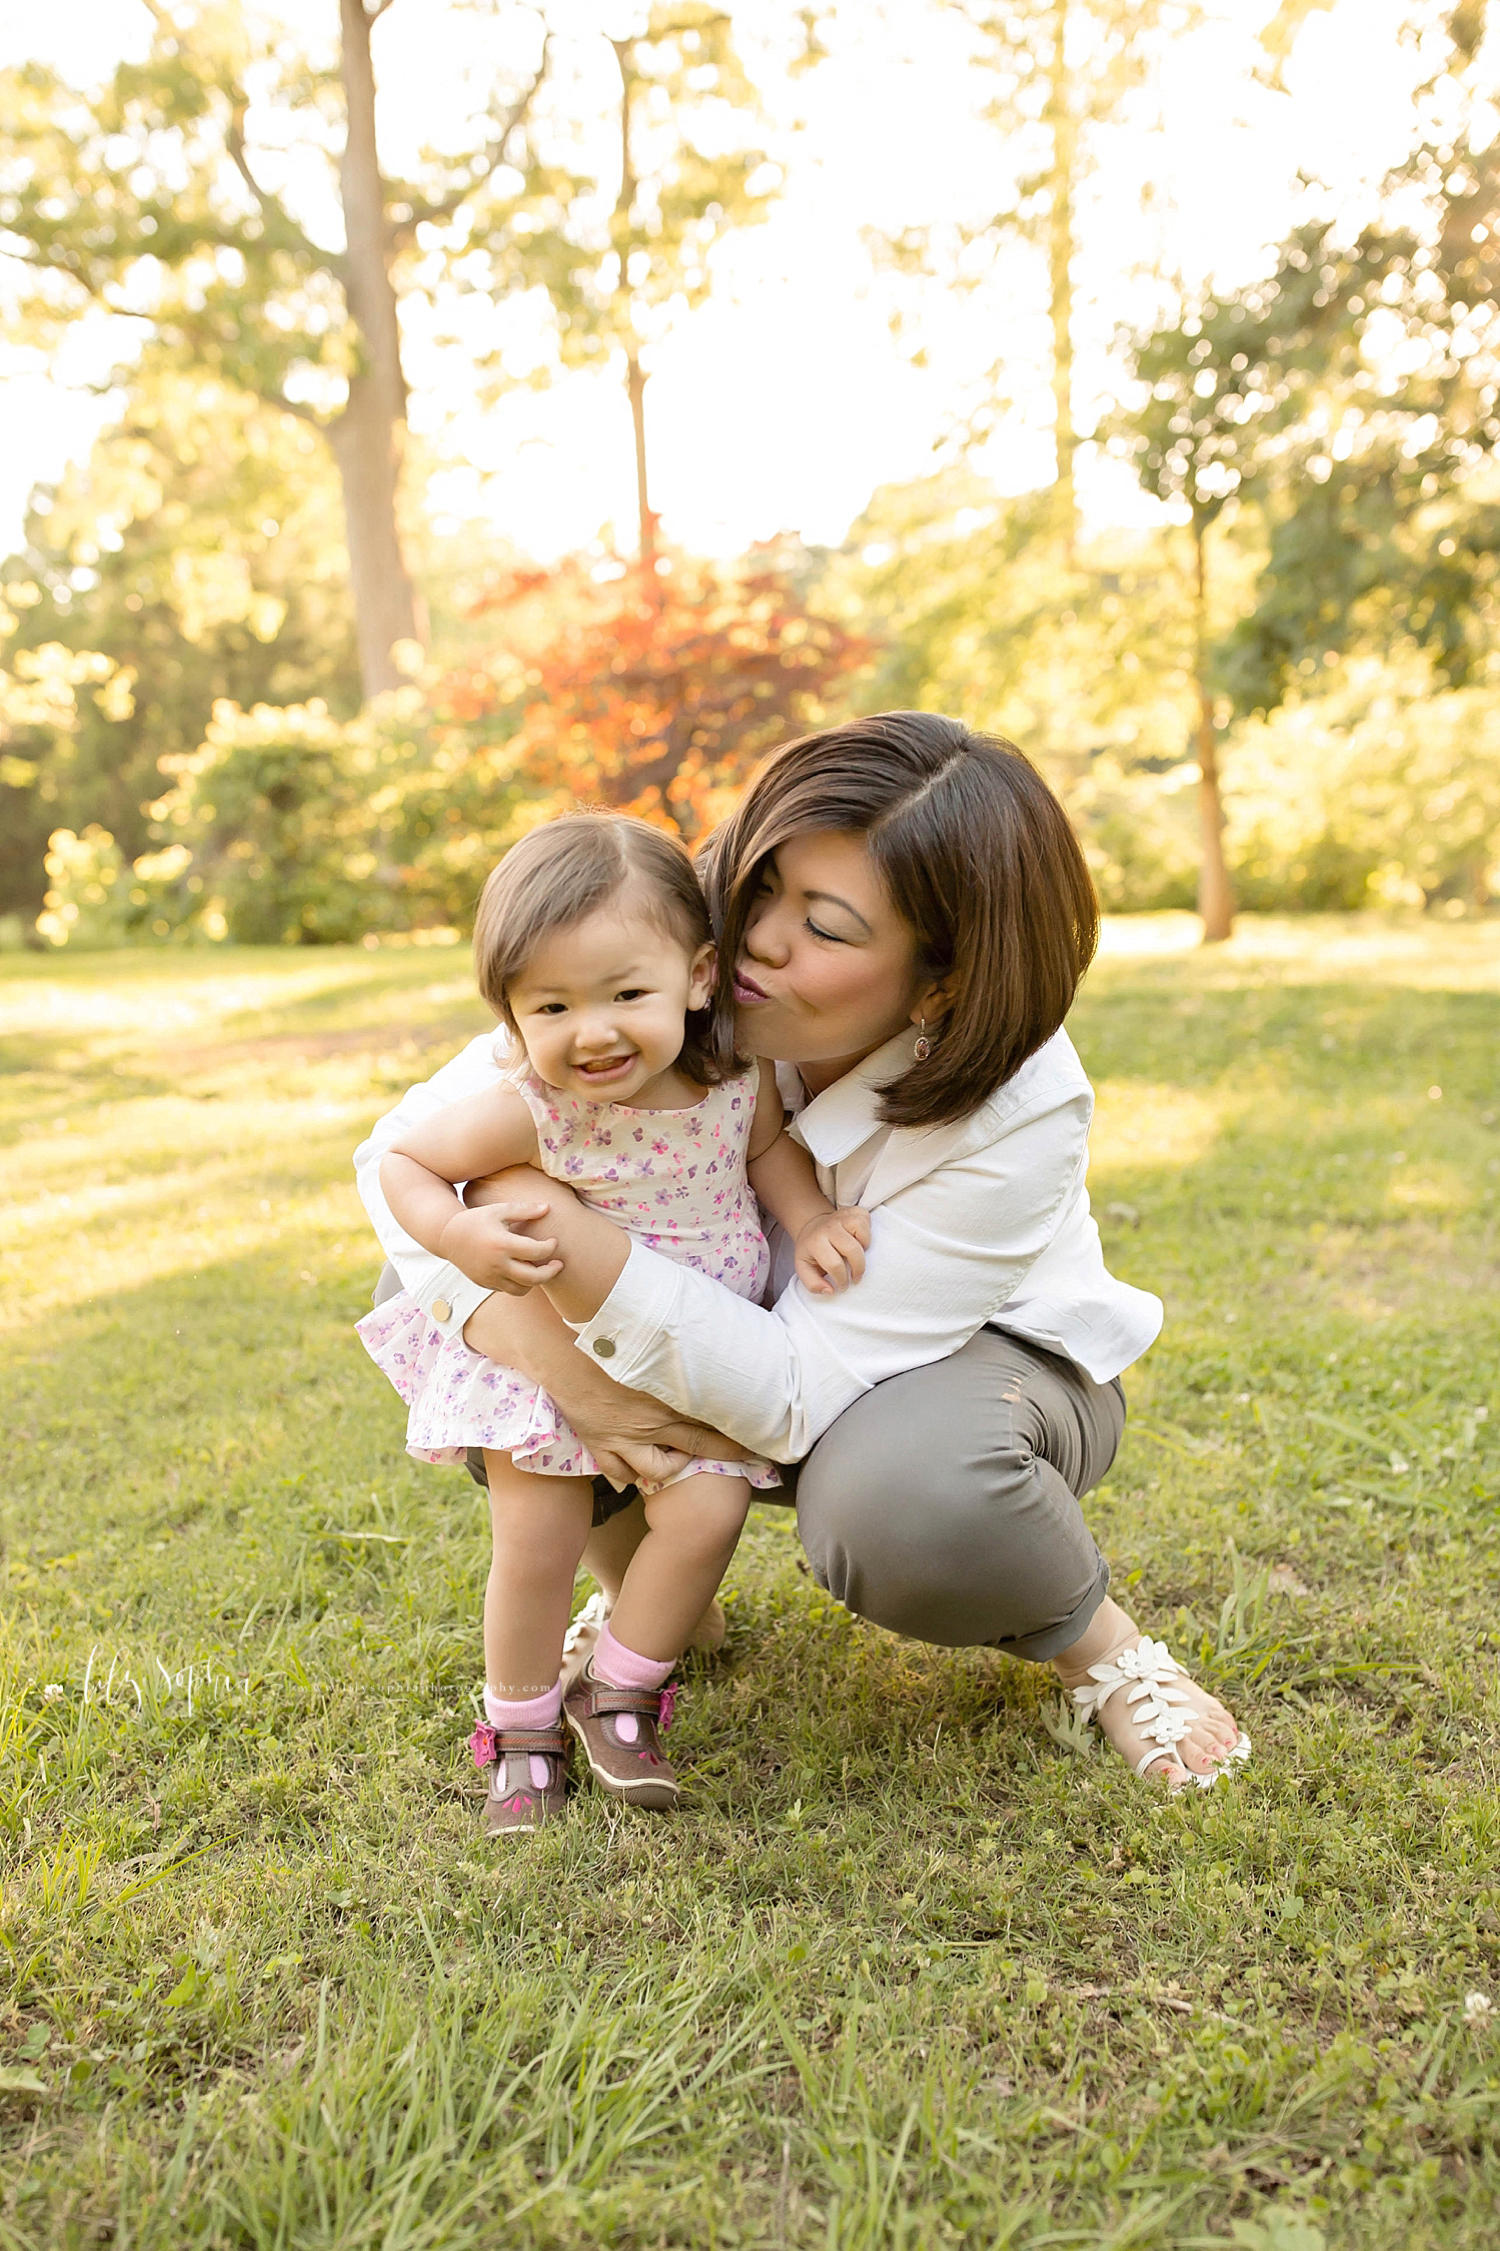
[469,1723,500,1769]
[657,1682,680,1733]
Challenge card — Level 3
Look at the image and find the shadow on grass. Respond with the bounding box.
[7,1013,1500,2245]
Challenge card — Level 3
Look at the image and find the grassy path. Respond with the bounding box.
[3,916,1500,2249]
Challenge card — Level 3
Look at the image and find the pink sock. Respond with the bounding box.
[483,1681,562,1788]
[593,1626,673,1744]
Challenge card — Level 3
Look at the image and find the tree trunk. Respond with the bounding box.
[1045,0,1078,557]
[326,399,420,700]
[626,351,656,565]
[612,40,657,565]
[334,0,422,700]
[1193,518,1234,942]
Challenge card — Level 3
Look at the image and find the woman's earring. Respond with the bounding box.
[913,1016,932,1063]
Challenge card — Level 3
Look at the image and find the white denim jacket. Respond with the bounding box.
[353,1023,1162,1466]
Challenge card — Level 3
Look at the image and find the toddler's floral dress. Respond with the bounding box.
[356,1063,780,1493]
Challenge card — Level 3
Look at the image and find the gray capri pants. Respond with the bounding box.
[401,1243,1124,1661]
[789,1326,1122,1661]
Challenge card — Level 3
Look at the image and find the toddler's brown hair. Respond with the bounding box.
[473,812,736,1088]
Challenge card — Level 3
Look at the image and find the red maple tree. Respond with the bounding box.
[443,546,872,840]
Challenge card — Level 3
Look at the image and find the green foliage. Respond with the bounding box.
[23,541,869,951]
[1113,9,1500,720]
[32,824,134,950]
[6,926,1500,2241]
[832,473,1500,915]
[1226,663,1500,911]
[125,687,533,946]
[836,477,1196,764]
[0,610,135,934]
[0,6,550,426]
[0,366,359,921]
[143,699,422,947]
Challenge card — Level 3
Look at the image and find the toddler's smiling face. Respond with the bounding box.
[507,893,715,1108]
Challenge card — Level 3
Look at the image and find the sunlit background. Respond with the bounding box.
[8,30,1500,2235]
[2,0,1497,953]
[1,0,1439,555]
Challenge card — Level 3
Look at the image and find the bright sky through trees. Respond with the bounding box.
[0,0,1434,563]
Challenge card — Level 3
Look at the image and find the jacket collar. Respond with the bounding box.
[785,1028,922,1166]
[783,1025,1090,1165]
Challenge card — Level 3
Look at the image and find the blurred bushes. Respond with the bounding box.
[831,478,1500,922]
[0,367,360,926]
[22,548,870,949]
[20,634,1500,949]
[9,434,1500,946]
[34,687,533,948]
[1226,670,1500,911]
[1048,672,1500,917]
[1053,674,1500,917]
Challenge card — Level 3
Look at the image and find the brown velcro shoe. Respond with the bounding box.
[469,1723,569,1836]
[562,1671,680,1810]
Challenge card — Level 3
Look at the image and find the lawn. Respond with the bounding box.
[3,914,1500,2250]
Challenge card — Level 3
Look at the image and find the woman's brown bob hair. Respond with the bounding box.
[699,712,1099,1130]
[473,812,729,1088]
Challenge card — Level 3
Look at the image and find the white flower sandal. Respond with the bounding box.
[1070,1635,1252,1792]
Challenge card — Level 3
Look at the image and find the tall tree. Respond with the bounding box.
[1113,302,1286,939]
[890,0,1197,552]
[0,1,550,698]
[529,5,772,560]
[1114,4,1500,937]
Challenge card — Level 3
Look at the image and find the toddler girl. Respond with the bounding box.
[356,812,868,1836]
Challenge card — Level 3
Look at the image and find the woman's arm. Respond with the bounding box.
[512,1095,1100,1462]
[461,1283,751,1484]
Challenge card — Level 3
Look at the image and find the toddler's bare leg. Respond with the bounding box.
[607,1474,751,1663]
[577,1498,725,1651]
[482,1448,595,1696]
[581,1500,648,1603]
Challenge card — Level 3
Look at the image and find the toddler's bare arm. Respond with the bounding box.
[745,1061,870,1295]
[381,1089,558,1294]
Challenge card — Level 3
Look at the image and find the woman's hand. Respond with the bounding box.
[462,1256,751,1488]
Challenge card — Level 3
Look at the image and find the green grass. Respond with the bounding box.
[4,914,1500,2249]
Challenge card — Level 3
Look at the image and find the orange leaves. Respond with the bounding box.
[449,548,871,841]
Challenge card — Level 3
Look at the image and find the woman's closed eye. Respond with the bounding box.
[805,917,845,944]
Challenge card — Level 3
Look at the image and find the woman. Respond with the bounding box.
[356,713,1249,1789]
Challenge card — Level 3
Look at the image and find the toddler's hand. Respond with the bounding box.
[794,1205,870,1295]
[440,1199,561,1296]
